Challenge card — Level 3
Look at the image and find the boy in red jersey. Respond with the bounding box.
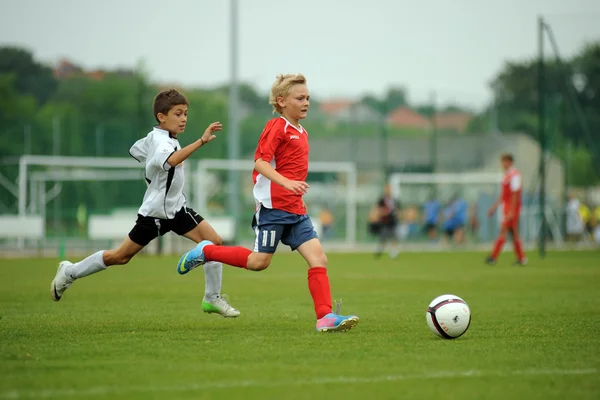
[177,74,359,332]
[486,153,528,266]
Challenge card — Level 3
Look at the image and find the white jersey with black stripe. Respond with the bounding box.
[129,127,186,219]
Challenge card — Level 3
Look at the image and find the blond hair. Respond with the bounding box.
[269,73,307,114]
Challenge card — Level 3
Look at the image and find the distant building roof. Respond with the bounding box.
[434,112,472,133]
[53,58,135,81]
[320,100,355,116]
[387,107,430,129]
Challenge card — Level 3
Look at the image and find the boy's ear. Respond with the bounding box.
[157,112,167,123]
[276,96,285,109]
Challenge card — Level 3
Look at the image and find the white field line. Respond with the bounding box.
[0,368,597,399]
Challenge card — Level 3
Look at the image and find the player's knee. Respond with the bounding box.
[308,253,328,268]
[108,251,132,265]
[318,253,328,268]
[212,235,223,246]
[247,253,271,271]
[253,258,271,271]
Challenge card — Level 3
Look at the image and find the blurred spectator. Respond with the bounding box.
[579,201,593,241]
[594,205,600,245]
[468,203,480,241]
[441,201,456,243]
[319,205,334,241]
[422,196,441,242]
[402,205,419,239]
[368,205,382,237]
[451,195,468,244]
[566,194,584,242]
[375,184,401,259]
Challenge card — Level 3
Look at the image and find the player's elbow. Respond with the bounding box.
[165,158,178,168]
[254,158,266,171]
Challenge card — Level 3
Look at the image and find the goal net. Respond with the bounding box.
[195,159,358,246]
[388,172,563,246]
[4,155,154,255]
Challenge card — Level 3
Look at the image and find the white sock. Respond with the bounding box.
[65,250,107,280]
[203,261,222,301]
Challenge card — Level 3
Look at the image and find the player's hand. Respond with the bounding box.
[201,122,222,144]
[505,212,514,222]
[282,179,309,195]
[487,206,496,217]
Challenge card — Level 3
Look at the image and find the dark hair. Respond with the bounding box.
[153,89,188,123]
[501,153,514,162]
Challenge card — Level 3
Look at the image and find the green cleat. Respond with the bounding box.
[201,296,240,318]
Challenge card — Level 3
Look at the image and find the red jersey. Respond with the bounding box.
[501,167,522,214]
[252,117,308,215]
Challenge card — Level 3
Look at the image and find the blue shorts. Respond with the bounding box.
[251,205,318,253]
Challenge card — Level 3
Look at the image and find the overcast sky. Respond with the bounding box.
[2,0,600,109]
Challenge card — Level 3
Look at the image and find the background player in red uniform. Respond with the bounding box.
[486,153,528,266]
[176,74,359,332]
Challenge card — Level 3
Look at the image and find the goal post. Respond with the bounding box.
[18,155,143,217]
[11,155,359,251]
[389,172,503,200]
[196,159,358,245]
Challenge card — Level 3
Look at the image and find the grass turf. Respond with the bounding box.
[0,250,599,399]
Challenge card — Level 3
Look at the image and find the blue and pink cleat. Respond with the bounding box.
[177,240,213,275]
[316,300,359,332]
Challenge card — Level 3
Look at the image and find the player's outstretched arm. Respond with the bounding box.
[255,158,309,195]
[166,122,222,167]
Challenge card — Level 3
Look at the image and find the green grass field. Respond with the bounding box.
[1,251,599,400]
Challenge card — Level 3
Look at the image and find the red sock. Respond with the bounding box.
[307,267,332,319]
[514,239,525,261]
[491,236,506,259]
[204,245,251,269]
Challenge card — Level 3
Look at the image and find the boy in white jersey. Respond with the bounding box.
[50,89,239,317]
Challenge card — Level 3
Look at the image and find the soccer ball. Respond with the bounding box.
[426,294,471,339]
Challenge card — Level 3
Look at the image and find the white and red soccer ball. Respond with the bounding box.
[426,294,471,339]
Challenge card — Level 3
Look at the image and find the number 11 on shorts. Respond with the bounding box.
[262,230,276,247]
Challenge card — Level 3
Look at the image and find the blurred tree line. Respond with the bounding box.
[468,42,600,186]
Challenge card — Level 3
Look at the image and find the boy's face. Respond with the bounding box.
[501,158,512,171]
[279,84,310,121]
[157,104,188,134]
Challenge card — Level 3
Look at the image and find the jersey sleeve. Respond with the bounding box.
[255,120,283,163]
[151,138,177,171]
[509,174,522,192]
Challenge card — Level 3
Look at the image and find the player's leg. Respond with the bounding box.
[182,220,224,302]
[427,224,437,242]
[375,225,390,258]
[291,218,359,332]
[174,208,224,293]
[486,223,508,265]
[51,236,145,302]
[453,225,465,245]
[388,223,400,259]
[50,215,157,301]
[443,227,454,245]
[175,208,240,317]
[509,221,527,265]
[176,211,284,274]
